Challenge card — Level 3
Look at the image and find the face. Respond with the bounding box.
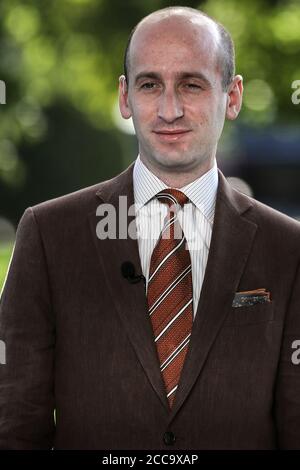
[119,15,242,176]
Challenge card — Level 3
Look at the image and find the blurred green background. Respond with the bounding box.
[1,0,300,289]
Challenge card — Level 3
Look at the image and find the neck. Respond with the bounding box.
[139,155,215,188]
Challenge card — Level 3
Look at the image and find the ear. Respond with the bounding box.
[226,75,243,120]
[119,75,132,119]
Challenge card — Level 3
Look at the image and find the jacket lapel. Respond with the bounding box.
[167,170,257,422]
[88,162,258,419]
[88,162,170,411]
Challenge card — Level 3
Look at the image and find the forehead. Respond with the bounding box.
[129,15,220,78]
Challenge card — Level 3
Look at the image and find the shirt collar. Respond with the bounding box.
[133,154,219,224]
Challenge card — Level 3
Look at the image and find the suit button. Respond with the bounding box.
[163,431,176,445]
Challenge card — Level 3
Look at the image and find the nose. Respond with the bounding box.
[157,87,184,123]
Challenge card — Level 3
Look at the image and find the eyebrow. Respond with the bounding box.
[134,71,212,87]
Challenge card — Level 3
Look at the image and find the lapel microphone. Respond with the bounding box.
[121,261,146,286]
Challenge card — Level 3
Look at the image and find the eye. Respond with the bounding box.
[140,82,159,90]
[184,83,202,90]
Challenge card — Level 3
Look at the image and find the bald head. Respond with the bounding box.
[123,7,235,91]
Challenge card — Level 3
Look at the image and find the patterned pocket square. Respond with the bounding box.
[232,288,271,308]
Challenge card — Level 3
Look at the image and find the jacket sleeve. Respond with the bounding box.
[275,260,300,449]
[0,207,55,449]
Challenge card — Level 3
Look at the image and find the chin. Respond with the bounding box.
[155,153,193,169]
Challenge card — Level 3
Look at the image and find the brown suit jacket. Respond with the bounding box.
[0,162,300,449]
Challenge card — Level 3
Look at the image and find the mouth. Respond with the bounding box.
[153,129,192,142]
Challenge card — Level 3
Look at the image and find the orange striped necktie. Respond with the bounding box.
[147,188,193,409]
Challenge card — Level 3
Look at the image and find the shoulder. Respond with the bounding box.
[32,182,101,216]
[25,171,126,226]
[233,187,300,251]
[219,170,300,238]
[244,191,299,232]
[28,162,134,221]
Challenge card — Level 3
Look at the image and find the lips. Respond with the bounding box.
[153,129,191,142]
[154,129,190,134]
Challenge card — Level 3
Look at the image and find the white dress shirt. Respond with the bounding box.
[133,154,219,319]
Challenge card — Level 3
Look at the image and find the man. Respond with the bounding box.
[0,6,300,450]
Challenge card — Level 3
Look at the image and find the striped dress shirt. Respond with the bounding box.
[133,154,219,319]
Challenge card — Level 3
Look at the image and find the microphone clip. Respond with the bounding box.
[121,261,146,286]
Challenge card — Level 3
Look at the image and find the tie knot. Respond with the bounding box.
[156,188,189,209]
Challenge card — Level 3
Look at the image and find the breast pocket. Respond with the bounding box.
[223,300,274,327]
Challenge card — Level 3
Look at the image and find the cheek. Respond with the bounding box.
[185,99,211,123]
[199,100,226,132]
[131,93,160,118]
[189,108,210,130]
[213,102,227,131]
[131,103,155,129]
